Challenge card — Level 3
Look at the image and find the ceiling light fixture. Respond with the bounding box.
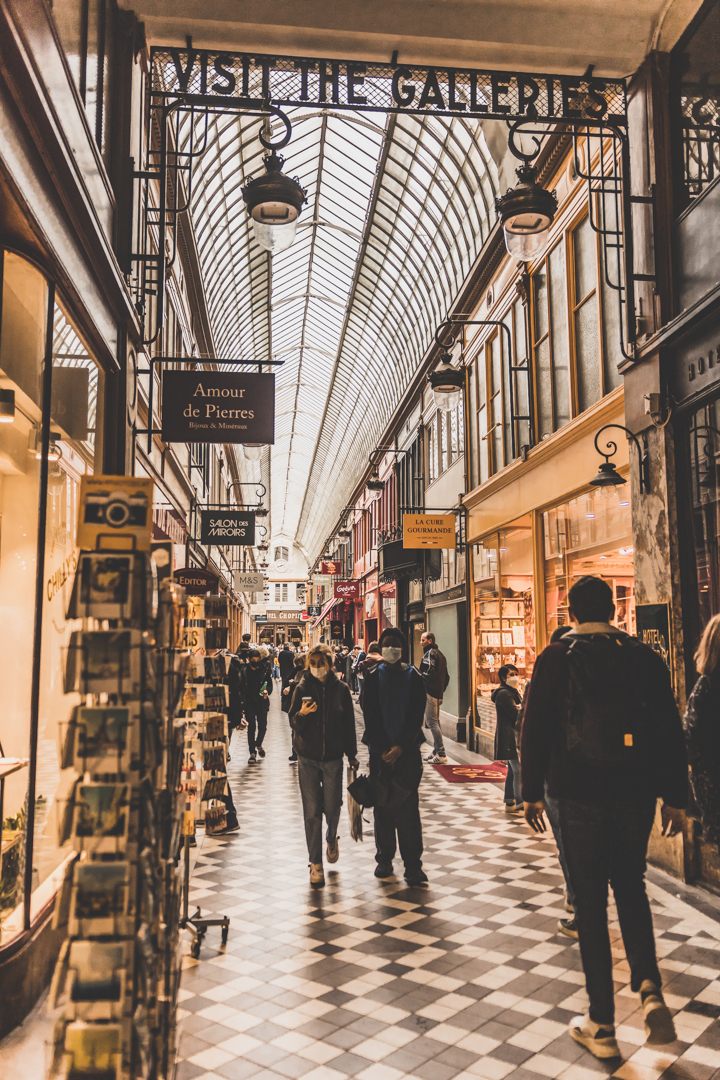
[428,352,464,410]
[365,467,384,503]
[242,150,307,254]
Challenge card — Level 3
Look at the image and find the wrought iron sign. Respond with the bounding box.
[150,48,627,124]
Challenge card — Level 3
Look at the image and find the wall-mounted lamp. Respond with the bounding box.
[255,506,269,519]
[0,388,15,422]
[29,429,63,461]
[428,354,464,410]
[590,424,648,496]
[496,163,558,262]
[242,443,264,461]
[365,467,385,503]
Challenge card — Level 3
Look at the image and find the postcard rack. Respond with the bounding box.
[50,546,190,1080]
[177,597,232,959]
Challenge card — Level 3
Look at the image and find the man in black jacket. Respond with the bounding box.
[420,631,449,764]
[361,626,428,886]
[492,664,522,812]
[239,650,273,763]
[521,576,687,1060]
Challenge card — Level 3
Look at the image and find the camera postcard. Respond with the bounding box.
[68,552,134,620]
[73,705,135,774]
[63,1019,121,1075]
[70,861,131,936]
[73,783,129,853]
[77,474,154,553]
[68,940,128,1019]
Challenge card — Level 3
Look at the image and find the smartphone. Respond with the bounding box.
[302,696,313,704]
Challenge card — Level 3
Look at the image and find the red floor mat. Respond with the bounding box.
[432,761,508,783]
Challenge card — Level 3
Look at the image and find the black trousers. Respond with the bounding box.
[245,703,268,753]
[370,749,424,874]
[559,795,662,1025]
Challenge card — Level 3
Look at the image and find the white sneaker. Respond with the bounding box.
[504,802,523,814]
[428,753,448,764]
[326,838,339,864]
[640,980,676,1044]
[309,863,325,887]
[569,1015,620,1059]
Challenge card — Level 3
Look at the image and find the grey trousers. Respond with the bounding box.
[297,756,344,865]
[424,694,445,754]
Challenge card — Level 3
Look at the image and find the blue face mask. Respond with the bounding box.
[381,646,402,664]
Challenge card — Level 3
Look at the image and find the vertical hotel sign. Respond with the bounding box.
[161,371,275,445]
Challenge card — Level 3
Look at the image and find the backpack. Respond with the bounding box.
[561,632,653,768]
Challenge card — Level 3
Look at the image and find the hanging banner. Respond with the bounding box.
[78,475,154,552]
[234,571,265,593]
[403,513,456,549]
[320,560,342,575]
[334,580,361,599]
[174,567,219,596]
[200,509,256,546]
[161,370,275,444]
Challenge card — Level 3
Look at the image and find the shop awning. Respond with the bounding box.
[309,596,339,629]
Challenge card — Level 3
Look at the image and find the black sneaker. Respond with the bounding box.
[558,916,579,939]
[257,746,266,759]
[288,753,298,764]
[248,753,257,764]
[405,869,429,887]
[374,863,393,879]
[217,822,240,835]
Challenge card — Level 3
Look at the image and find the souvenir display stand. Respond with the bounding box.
[49,540,191,1080]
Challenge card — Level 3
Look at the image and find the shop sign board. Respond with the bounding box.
[330,622,344,638]
[635,603,673,676]
[161,370,274,444]
[200,509,255,545]
[78,475,154,552]
[300,611,312,621]
[234,571,265,593]
[174,566,219,595]
[320,560,342,575]
[334,580,360,599]
[254,614,267,623]
[267,610,304,621]
[249,603,267,616]
[403,513,456,549]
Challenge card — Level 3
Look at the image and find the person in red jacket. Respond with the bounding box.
[520,576,687,1061]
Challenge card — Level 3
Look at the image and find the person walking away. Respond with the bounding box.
[240,649,273,763]
[419,631,449,764]
[285,654,306,763]
[361,627,428,886]
[272,646,280,681]
[352,646,366,700]
[685,614,720,853]
[521,576,687,1060]
[289,644,359,887]
[346,647,358,692]
[492,664,523,813]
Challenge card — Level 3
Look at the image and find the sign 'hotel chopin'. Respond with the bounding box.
[161,370,275,444]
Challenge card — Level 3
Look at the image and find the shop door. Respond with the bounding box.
[428,605,459,718]
[364,618,377,648]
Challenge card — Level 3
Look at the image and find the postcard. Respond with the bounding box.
[201,776,227,801]
[63,1019,121,1075]
[69,553,133,620]
[73,706,132,773]
[202,746,225,772]
[73,784,128,854]
[70,862,130,937]
[65,630,142,697]
[78,473,154,553]
[68,940,125,1003]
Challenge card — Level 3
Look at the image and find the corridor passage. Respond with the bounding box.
[177,699,720,1080]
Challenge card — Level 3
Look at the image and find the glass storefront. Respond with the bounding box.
[687,399,720,626]
[543,487,634,636]
[471,492,635,738]
[0,251,105,945]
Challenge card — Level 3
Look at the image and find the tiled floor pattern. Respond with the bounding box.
[176,696,720,1080]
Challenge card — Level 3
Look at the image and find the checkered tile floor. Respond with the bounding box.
[176,696,720,1080]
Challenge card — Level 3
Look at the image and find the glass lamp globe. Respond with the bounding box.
[242,443,264,461]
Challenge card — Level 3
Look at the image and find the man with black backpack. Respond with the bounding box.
[419,631,450,764]
[521,576,687,1061]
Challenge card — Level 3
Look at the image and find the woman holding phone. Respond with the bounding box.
[289,643,359,887]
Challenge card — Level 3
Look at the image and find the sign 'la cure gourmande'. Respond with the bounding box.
[161,371,275,445]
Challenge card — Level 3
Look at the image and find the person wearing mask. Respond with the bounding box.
[419,631,449,764]
[361,627,428,886]
[358,641,381,708]
[289,644,359,887]
[492,664,523,813]
[685,613,720,853]
[286,654,306,764]
[521,576,687,1060]
[239,649,272,763]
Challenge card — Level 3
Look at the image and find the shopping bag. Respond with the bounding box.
[346,765,363,842]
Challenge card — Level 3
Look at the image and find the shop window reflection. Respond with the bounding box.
[543,487,635,637]
[688,403,720,626]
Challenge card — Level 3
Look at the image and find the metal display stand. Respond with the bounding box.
[180,834,229,959]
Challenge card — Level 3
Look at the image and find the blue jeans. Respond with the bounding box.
[544,791,575,907]
[425,695,445,754]
[559,796,661,1025]
[297,757,344,865]
[503,759,522,803]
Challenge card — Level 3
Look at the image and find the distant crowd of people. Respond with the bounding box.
[219,576,720,1064]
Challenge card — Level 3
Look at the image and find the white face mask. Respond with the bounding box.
[310,664,328,679]
[506,675,520,688]
[381,646,402,664]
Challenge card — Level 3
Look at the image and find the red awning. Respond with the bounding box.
[309,596,339,629]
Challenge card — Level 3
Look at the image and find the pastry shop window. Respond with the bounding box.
[543,486,635,638]
[472,515,535,728]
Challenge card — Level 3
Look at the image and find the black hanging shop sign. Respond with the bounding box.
[200,509,256,546]
[161,371,275,444]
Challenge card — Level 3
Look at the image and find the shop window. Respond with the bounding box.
[428,414,438,483]
[0,253,106,946]
[473,299,529,485]
[472,517,535,731]
[426,518,466,597]
[533,241,571,438]
[543,489,635,638]
[52,0,117,163]
[687,401,720,627]
[671,0,720,208]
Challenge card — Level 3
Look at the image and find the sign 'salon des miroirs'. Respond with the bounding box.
[161,371,275,445]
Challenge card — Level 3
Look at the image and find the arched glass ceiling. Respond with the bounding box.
[183,105,499,560]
